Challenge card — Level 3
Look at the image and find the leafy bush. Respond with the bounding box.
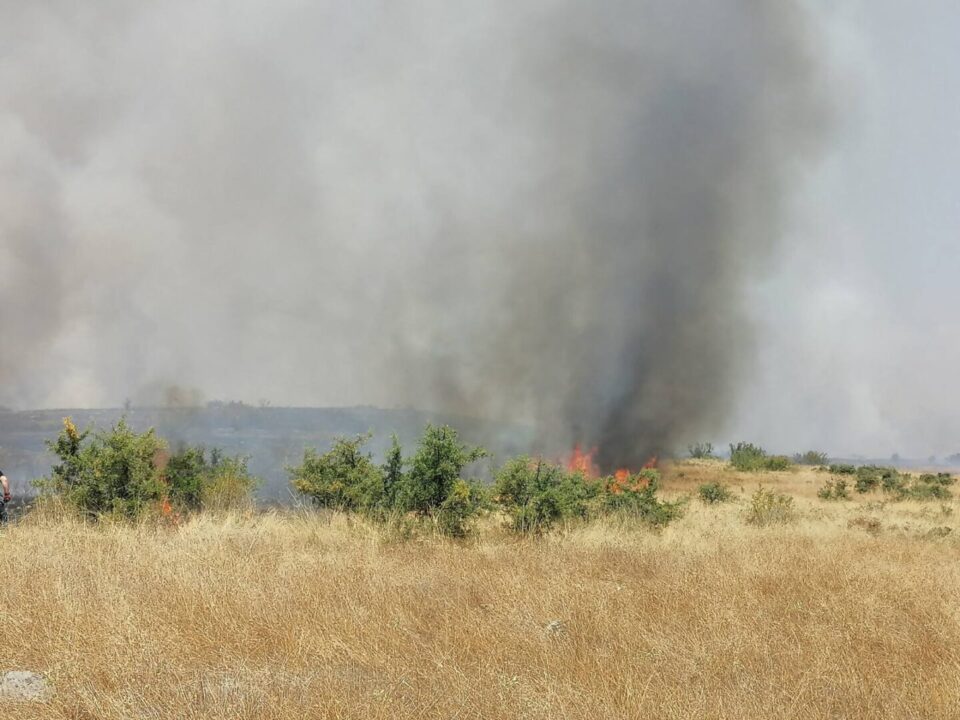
[197,455,259,512]
[397,424,486,516]
[687,442,715,459]
[919,472,955,487]
[436,479,488,538]
[730,442,792,472]
[745,486,796,526]
[844,465,954,501]
[600,469,682,527]
[290,426,488,536]
[765,455,793,471]
[289,434,384,511]
[381,435,405,510]
[36,417,166,519]
[830,464,857,475]
[494,457,595,534]
[903,473,955,501]
[795,450,828,466]
[880,468,907,495]
[165,446,257,512]
[698,482,733,504]
[854,470,878,493]
[817,478,849,501]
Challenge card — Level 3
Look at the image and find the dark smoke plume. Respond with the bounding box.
[0,1,825,468]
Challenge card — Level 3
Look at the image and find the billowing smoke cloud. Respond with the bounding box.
[0,1,825,467]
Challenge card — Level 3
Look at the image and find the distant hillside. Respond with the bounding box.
[0,406,531,500]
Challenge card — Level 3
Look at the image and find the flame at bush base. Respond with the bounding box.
[565,446,658,491]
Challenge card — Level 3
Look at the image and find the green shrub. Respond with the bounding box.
[436,479,488,538]
[494,457,595,534]
[36,417,166,519]
[198,455,259,512]
[164,446,257,512]
[919,472,955,487]
[765,455,792,471]
[880,468,907,495]
[902,473,955,501]
[730,442,766,471]
[730,442,792,472]
[830,464,857,475]
[289,434,385,511]
[795,450,828,466]
[845,467,954,501]
[698,482,733,504]
[397,425,485,516]
[396,425,488,536]
[817,478,849,501]
[745,486,796,526]
[853,466,879,492]
[600,469,682,527]
[381,435,405,510]
[687,442,715,459]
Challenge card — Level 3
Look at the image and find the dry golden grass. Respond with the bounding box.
[2,461,959,719]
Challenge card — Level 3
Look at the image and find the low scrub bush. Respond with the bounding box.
[600,469,683,527]
[745,486,796,526]
[290,424,489,537]
[687,442,715,459]
[196,455,258,512]
[436,479,488,538]
[817,478,849,501]
[35,418,166,519]
[830,464,857,475]
[880,469,907,495]
[289,434,385,512]
[903,473,955,501]
[795,450,828,466]
[698,482,733,504]
[730,442,792,472]
[397,425,487,517]
[165,446,257,512]
[494,457,595,534]
[846,465,955,501]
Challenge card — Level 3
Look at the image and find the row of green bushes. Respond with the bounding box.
[819,464,955,501]
[34,418,682,536]
[290,426,682,536]
[689,442,828,470]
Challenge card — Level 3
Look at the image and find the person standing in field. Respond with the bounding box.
[0,469,10,524]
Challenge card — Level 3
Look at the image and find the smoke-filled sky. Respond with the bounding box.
[1,1,958,461]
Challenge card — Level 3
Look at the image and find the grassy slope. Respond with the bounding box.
[1,460,958,719]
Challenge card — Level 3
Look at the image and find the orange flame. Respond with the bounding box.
[566,445,659,492]
[566,444,599,478]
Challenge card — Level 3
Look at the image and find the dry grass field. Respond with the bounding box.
[2,460,959,719]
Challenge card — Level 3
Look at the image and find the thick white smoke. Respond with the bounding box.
[0,1,826,466]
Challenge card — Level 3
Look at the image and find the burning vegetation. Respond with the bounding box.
[35,418,682,536]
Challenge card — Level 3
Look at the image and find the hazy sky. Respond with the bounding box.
[735,0,960,457]
[1,1,958,459]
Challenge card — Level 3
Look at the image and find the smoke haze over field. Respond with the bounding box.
[1,2,958,461]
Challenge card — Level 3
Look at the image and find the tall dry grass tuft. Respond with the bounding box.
[0,466,958,718]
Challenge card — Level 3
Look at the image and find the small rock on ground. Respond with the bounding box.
[544,619,567,637]
[0,671,53,702]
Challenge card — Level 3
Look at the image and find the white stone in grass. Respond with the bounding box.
[544,619,567,637]
[0,671,53,702]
